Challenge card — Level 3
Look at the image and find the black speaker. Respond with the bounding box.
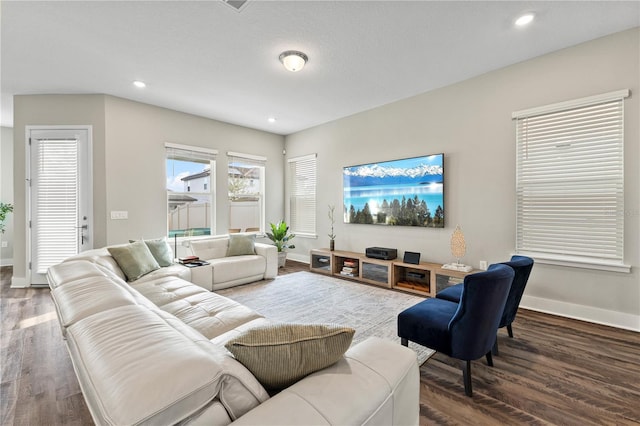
[403,251,420,264]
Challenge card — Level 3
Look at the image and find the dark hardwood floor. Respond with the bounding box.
[2,263,639,425]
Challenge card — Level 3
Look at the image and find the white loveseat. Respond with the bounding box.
[47,245,420,426]
[188,235,278,291]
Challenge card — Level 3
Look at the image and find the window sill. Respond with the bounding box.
[516,252,631,273]
[294,232,318,239]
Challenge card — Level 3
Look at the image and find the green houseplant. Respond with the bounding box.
[266,220,295,268]
[0,202,13,234]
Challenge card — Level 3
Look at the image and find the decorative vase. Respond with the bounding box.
[329,239,335,251]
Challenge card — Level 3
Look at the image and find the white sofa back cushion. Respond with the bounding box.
[66,304,269,425]
[190,237,230,260]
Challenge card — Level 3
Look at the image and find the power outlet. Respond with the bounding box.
[479,260,488,270]
[1,241,8,248]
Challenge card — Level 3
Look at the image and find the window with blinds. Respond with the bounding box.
[513,90,629,272]
[227,152,266,233]
[288,154,317,236]
[166,143,217,237]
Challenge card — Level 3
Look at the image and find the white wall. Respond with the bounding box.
[12,95,284,286]
[285,28,640,331]
[1,126,14,265]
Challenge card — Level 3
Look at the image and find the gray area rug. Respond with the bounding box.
[218,271,435,365]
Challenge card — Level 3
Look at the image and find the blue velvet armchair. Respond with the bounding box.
[397,264,515,396]
[436,255,534,354]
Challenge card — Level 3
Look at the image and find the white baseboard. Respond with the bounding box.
[11,275,29,288]
[521,295,640,332]
[287,253,310,264]
[0,258,13,267]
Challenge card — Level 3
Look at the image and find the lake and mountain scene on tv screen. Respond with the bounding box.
[343,154,444,228]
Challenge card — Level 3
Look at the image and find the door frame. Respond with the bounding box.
[25,125,93,286]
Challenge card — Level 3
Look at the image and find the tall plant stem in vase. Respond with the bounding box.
[328,204,336,251]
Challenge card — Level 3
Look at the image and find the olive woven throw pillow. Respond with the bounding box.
[225,323,355,390]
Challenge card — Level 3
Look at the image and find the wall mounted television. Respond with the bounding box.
[343,153,444,228]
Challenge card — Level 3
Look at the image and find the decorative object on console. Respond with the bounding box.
[403,251,421,264]
[328,204,336,251]
[343,153,444,228]
[339,258,359,277]
[266,220,295,268]
[442,225,472,272]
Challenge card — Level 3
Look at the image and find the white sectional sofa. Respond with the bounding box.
[47,244,420,426]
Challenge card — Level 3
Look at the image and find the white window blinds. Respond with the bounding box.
[513,90,629,271]
[34,139,79,273]
[288,154,317,236]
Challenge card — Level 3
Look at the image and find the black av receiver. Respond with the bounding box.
[365,247,398,260]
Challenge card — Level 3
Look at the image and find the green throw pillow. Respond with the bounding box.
[108,241,160,281]
[225,323,355,390]
[226,233,256,256]
[129,238,174,267]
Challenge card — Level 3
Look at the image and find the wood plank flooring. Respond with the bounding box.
[2,263,639,425]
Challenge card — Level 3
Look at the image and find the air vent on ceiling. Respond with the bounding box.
[221,0,250,12]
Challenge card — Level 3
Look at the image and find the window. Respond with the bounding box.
[166,143,217,237]
[513,90,629,272]
[288,153,317,237]
[228,152,266,233]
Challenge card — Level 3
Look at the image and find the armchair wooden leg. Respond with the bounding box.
[462,360,473,397]
[486,351,494,367]
[492,337,499,356]
[507,324,514,338]
[401,338,408,347]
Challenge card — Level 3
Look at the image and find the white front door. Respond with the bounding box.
[28,127,93,285]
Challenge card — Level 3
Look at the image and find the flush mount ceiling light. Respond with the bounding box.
[279,50,308,72]
[133,80,146,88]
[515,13,535,27]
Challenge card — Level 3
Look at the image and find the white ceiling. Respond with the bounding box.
[2,1,639,135]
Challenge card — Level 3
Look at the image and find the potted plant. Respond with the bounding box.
[0,202,13,234]
[266,220,295,268]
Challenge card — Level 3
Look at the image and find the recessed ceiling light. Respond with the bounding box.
[515,13,535,27]
[133,80,146,88]
[268,117,277,123]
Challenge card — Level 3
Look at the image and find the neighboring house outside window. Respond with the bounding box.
[288,153,317,237]
[166,143,217,237]
[227,152,266,233]
[513,90,630,273]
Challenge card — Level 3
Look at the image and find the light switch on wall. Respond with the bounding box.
[110,211,128,220]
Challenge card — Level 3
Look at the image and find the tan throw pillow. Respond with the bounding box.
[108,241,160,281]
[225,323,355,390]
[226,233,256,256]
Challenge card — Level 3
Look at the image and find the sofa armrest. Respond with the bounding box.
[229,337,419,426]
[254,243,278,279]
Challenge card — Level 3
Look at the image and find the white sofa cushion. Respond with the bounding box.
[66,304,269,425]
[191,237,229,260]
[131,276,264,340]
[211,256,265,284]
[51,276,138,329]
